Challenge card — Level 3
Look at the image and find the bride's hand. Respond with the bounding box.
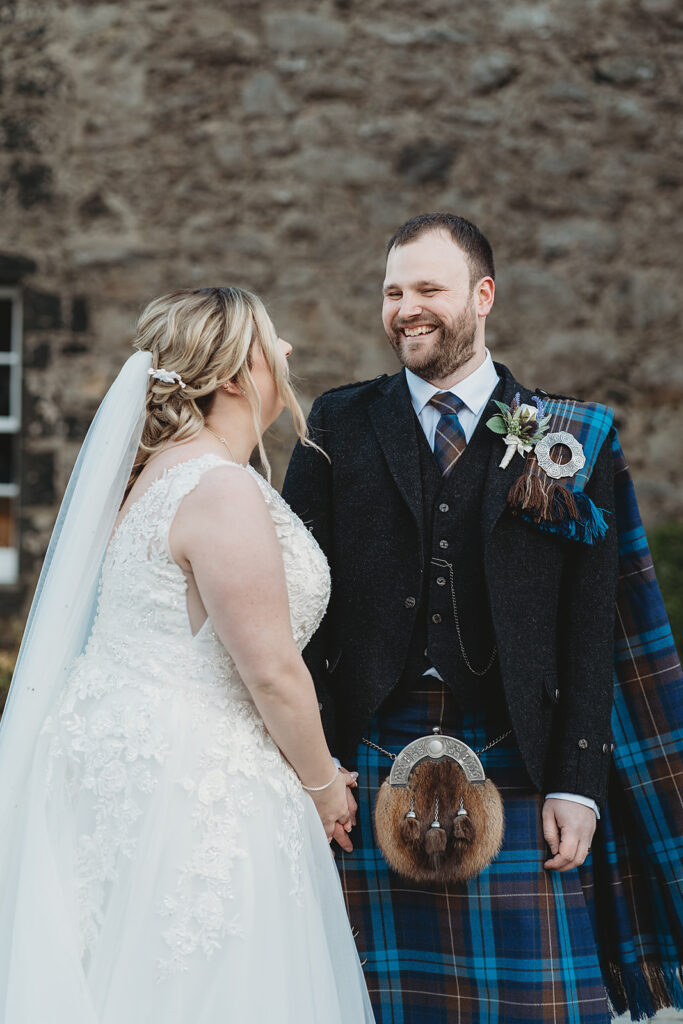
[308,772,351,841]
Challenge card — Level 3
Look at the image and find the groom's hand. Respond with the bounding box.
[330,767,358,854]
[543,797,596,872]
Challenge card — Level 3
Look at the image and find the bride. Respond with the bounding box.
[0,286,375,1023]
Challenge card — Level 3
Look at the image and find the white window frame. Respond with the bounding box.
[0,286,22,584]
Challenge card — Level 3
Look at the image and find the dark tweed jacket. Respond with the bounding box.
[282,363,619,808]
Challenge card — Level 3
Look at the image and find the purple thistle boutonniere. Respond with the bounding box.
[486,394,552,469]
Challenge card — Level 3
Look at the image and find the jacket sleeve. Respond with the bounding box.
[544,431,619,808]
[281,397,338,749]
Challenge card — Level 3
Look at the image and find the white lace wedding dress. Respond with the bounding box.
[6,455,374,1023]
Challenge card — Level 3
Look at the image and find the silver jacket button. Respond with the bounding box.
[578,738,589,750]
[404,596,416,609]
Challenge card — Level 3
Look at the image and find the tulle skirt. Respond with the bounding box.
[0,676,374,1023]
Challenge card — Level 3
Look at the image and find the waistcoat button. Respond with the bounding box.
[431,613,442,624]
[578,738,588,749]
[439,539,448,549]
[436,576,446,586]
[439,503,449,512]
[404,596,416,609]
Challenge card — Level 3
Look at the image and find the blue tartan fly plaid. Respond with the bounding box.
[516,405,683,1016]
[596,433,683,1017]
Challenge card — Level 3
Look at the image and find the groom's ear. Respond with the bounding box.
[475,277,495,318]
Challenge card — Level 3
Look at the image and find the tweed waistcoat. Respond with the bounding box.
[399,406,503,711]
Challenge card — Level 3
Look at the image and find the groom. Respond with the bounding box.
[283,213,683,1022]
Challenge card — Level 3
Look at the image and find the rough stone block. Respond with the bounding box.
[593,56,657,86]
[469,52,518,94]
[265,12,348,52]
[241,71,294,115]
[396,141,455,185]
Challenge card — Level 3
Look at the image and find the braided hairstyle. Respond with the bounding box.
[127,286,313,495]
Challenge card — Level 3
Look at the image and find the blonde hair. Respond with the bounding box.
[128,286,316,493]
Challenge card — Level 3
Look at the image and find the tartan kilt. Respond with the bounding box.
[338,679,612,1024]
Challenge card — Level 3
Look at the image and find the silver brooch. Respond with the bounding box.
[534,431,585,479]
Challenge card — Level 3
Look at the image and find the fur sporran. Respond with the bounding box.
[373,739,505,884]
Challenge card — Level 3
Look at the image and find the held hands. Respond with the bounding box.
[308,767,358,851]
[543,797,596,872]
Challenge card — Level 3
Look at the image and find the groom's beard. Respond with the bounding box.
[386,305,478,382]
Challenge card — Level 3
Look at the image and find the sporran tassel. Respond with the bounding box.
[424,797,448,869]
[400,794,420,843]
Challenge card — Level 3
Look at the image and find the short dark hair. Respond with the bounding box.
[386,212,495,284]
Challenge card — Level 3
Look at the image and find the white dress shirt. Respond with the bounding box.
[403,353,599,819]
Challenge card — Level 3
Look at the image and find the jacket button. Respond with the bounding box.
[610,742,615,752]
[439,539,448,549]
[404,596,416,609]
[431,613,442,624]
[578,738,588,749]
[602,743,609,753]
[436,576,446,586]
[318,702,323,711]
[439,503,449,512]
[555,688,560,701]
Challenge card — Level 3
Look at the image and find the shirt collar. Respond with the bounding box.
[404,350,499,418]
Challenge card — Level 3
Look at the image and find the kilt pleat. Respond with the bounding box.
[339,681,612,1024]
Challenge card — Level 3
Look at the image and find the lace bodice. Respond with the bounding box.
[45,455,331,976]
[83,453,330,698]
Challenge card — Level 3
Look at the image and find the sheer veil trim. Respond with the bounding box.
[0,351,152,869]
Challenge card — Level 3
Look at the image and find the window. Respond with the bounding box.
[0,288,21,584]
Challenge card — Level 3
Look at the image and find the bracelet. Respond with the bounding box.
[301,765,340,792]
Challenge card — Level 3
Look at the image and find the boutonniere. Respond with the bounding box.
[486,393,551,469]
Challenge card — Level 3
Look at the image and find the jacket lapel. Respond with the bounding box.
[368,370,424,533]
[481,363,536,545]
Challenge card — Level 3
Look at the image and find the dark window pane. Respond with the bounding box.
[0,434,15,485]
[0,497,15,546]
[0,367,10,416]
[0,300,12,352]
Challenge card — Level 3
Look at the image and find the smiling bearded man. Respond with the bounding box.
[283,212,683,1024]
[383,235,478,382]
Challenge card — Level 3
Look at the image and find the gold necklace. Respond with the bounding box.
[204,426,238,462]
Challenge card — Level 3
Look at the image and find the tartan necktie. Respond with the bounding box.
[429,392,467,476]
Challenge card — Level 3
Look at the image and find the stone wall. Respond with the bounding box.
[0,0,681,628]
